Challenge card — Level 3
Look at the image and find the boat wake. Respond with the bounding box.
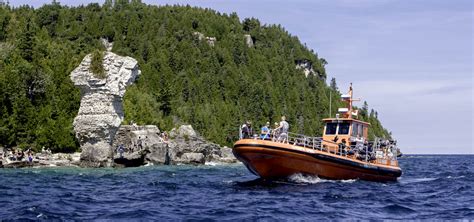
[288,173,357,184]
[400,177,438,184]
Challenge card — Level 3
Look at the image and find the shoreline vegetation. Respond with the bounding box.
[0,1,391,168]
[90,49,106,79]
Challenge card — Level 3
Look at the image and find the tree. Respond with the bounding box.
[17,18,35,62]
[0,3,393,150]
[330,77,338,91]
[242,17,260,32]
[361,101,369,118]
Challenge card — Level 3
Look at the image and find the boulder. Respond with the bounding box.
[165,125,236,164]
[170,125,197,138]
[111,124,237,166]
[112,125,162,151]
[145,143,170,164]
[176,152,205,164]
[71,48,141,166]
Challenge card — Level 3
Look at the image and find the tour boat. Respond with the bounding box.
[233,84,402,182]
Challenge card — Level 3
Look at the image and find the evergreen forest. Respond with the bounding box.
[0,0,391,152]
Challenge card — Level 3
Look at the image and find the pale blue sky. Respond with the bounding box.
[10,0,474,154]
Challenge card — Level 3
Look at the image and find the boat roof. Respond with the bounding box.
[322,118,370,126]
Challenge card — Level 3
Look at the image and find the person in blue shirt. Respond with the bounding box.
[118,144,125,158]
[260,122,270,140]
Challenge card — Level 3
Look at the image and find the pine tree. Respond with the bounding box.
[330,77,338,91]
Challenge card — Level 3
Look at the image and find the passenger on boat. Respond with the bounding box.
[260,122,270,140]
[339,139,348,155]
[272,122,280,141]
[276,116,289,143]
[241,121,252,139]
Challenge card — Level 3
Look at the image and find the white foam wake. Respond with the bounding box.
[288,173,357,184]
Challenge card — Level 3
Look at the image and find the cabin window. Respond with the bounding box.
[325,123,337,135]
[358,124,363,137]
[352,123,359,137]
[338,123,350,135]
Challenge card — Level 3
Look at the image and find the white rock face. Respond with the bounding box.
[101,38,113,51]
[295,59,317,77]
[193,31,216,47]
[71,52,141,164]
[244,34,254,47]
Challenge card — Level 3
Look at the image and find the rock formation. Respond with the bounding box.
[112,124,236,166]
[244,34,254,47]
[100,38,113,51]
[166,125,223,164]
[193,31,216,47]
[112,125,162,150]
[295,59,318,77]
[70,46,141,166]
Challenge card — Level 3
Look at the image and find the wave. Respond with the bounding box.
[446,175,465,179]
[205,161,222,166]
[288,173,357,184]
[400,177,438,184]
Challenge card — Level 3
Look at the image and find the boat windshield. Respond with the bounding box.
[352,123,359,137]
[338,123,350,135]
[325,123,337,135]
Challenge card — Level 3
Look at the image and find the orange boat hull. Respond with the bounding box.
[233,139,402,182]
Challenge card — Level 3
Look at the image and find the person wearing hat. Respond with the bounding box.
[260,122,271,140]
[241,121,252,139]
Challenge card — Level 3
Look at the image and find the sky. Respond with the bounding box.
[9,0,474,154]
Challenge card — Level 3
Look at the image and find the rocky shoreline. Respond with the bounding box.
[0,152,81,169]
[0,40,237,169]
[0,125,237,169]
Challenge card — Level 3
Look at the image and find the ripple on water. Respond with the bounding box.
[0,155,473,220]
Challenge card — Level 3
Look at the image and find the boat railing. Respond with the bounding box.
[239,128,398,165]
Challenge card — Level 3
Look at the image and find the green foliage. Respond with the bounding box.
[0,1,392,152]
[330,77,338,91]
[90,49,105,78]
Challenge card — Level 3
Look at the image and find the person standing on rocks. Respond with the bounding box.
[117,144,125,158]
[162,131,169,143]
[137,137,143,150]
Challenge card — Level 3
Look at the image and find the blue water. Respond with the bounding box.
[0,155,473,220]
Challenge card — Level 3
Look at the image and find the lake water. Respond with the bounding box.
[0,155,473,220]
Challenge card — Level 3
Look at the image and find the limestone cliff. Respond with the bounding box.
[70,50,141,166]
[244,34,254,47]
[295,59,318,77]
